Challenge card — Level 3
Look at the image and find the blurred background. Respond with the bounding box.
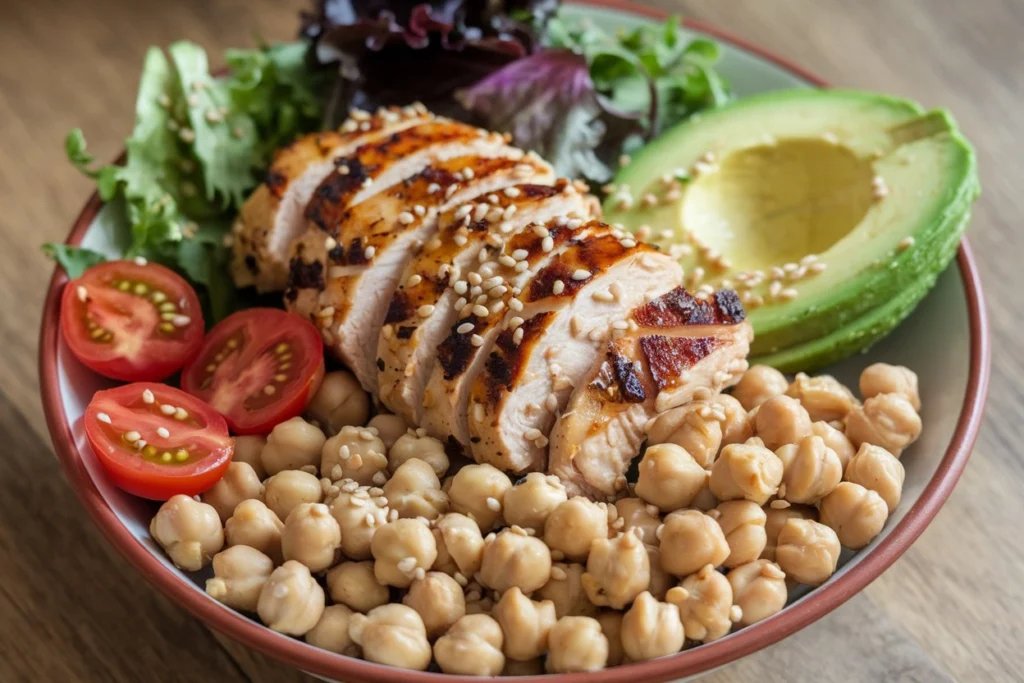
[0,0,1020,681]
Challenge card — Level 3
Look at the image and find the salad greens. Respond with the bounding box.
[48,1,729,321]
[48,41,327,322]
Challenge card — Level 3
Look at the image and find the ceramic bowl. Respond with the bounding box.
[38,1,990,681]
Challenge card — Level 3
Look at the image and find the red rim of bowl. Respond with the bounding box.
[38,2,991,681]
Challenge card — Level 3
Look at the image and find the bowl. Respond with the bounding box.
[38,1,991,681]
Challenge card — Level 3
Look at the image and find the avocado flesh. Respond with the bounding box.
[604,89,978,369]
[752,208,973,373]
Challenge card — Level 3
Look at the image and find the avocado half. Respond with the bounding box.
[603,89,979,372]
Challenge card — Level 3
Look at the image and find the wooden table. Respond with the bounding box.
[1,0,1018,680]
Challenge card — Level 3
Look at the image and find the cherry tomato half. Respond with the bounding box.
[181,308,324,435]
[61,260,204,382]
[84,382,233,500]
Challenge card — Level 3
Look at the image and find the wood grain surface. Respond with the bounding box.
[0,0,1018,681]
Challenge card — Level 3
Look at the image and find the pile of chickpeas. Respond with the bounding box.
[149,361,922,674]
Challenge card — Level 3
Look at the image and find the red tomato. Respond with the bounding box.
[181,308,324,435]
[84,383,233,500]
[61,260,204,382]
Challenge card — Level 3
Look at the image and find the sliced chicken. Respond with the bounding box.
[284,119,518,320]
[548,288,753,500]
[465,232,683,473]
[232,106,432,291]
[418,213,602,447]
[378,182,593,426]
[311,158,557,392]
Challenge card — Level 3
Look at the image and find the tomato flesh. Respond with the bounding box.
[182,308,324,435]
[84,383,233,500]
[61,260,204,382]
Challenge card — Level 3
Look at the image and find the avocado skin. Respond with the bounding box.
[753,208,973,373]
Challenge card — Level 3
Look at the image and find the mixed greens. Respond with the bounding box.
[48,0,728,322]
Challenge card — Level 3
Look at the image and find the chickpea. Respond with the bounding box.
[537,562,599,618]
[280,503,341,572]
[503,473,567,532]
[645,402,723,468]
[201,462,264,523]
[492,587,557,661]
[732,365,789,411]
[257,560,325,636]
[844,443,905,513]
[659,509,730,577]
[434,614,505,675]
[713,500,767,568]
[860,363,921,411]
[762,504,817,562]
[321,426,388,486]
[348,604,432,670]
[403,571,466,638]
[597,611,625,666]
[224,499,285,564]
[776,519,841,586]
[635,443,708,512]
[714,393,754,446]
[432,512,485,578]
[382,458,449,520]
[845,394,922,457]
[691,478,719,512]
[306,604,360,657]
[614,497,662,546]
[819,482,888,549]
[667,564,737,642]
[306,369,369,434]
[544,497,609,562]
[582,530,650,609]
[329,483,389,561]
[480,527,552,593]
[709,442,783,505]
[546,616,609,673]
[727,560,787,626]
[775,435,843,505]
[502,658,545,676]
[448,463,513,531]
[785,372,859,422]
[645,545,673,600]
[261,417,326,476]
[151,495,224,571]
[371,518,437,588]
[232,435,267,480]
[620,591,684,661]
[326,561,389,613]
[755,395,813,451]
[264,470,323,522]
[366,413,408,450]
[811,420,856,470]
[205,545,274,612]
[388,432,449,477]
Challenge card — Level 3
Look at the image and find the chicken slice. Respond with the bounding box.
[306,157,557,392]
[548,288,753,500]
[231,106,432,291]
[284,120,518,319]
[378,182,593,425]
[466,233,682,473]
[419,214,603,447]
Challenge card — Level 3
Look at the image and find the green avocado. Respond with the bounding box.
[603,88,979,371]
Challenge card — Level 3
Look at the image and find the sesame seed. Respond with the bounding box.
[454,296,468,310]
[171,315,191,328]
[809,262,828,274]
[503,187,521,198]
[457,322,475,334]
[470,334,484,347]
[160,404,176,416]
[174,408,188,420]
[592,289,615,303]
[427,183,441,194]
[363,246,376,259]
[125,431,141,442]
[417,304,435,318]
[413,204,426,216]
[571,269,591,281]
[142,389,155,404]
[552,280,565,295]
[502,205,517,220]
[462,167,475,179]
[156,427,170,438]
[509,298,523,312]
[407,274,423,287]
[472,304,489,317]
[514,261,528,273]
[513,328,524,345]
[398,212,415,225]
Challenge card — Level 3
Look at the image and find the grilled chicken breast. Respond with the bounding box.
[548,288,753,499]
[232,106,432,291]
[379,183,592,427]
[465,234,683,473]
